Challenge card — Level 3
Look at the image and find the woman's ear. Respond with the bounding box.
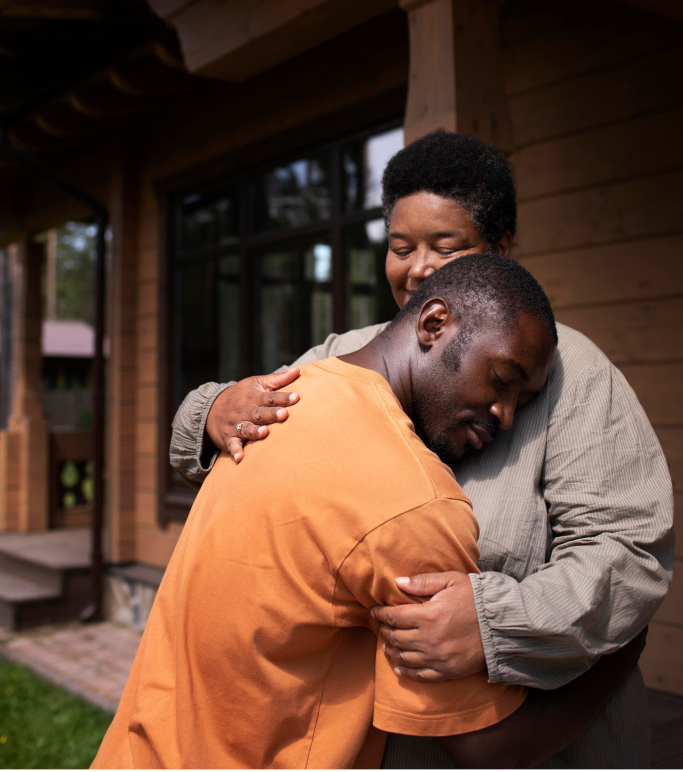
[415,297,455,348]
[496,232,513,258]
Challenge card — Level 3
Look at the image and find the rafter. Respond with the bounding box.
[0,0,147,19]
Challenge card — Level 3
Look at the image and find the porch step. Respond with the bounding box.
[0,567,60,629]
[0,529,92,631]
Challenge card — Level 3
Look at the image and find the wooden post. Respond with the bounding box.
[399,0,513,151]
[0,240,49,532]
[106,149,139,563]
[46,229,57,321]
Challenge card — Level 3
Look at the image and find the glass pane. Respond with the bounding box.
[175,256,240,410]
[342,127,404,212]
[251,154,332,232]
[345,219,396,330]
[218,256,241,383]
[179,185,239,252]
[255,239,332,373]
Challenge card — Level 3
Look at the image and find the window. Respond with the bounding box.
[165,124,403,512]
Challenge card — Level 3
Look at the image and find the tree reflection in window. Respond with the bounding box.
[252,154,332,232]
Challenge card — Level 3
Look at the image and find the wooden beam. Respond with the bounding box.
[105,46,213,96]
[0,3,95,19]
[399,0,513,150]
[0,0,138,18]
[620,0,683,24]
[148,0,397,83]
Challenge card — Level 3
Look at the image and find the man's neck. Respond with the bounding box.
[337,325,415,419]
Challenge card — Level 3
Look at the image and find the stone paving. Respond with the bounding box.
[0,621,140,714]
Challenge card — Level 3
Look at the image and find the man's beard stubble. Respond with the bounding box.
[412,326,497,466]
[413,397,498,467]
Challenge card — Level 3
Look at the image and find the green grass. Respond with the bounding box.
[0,656,112,769]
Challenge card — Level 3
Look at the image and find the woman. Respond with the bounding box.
[171,131,673,768]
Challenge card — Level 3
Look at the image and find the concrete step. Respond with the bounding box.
[0,551,62,592]
[0,566,61,629]
[0,529,92,631]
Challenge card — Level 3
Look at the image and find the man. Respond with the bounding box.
[94,255,568,768]
[170,132,674,768]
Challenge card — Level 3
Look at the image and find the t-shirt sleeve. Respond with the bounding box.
[337,497,527,737]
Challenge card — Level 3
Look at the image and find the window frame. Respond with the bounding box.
[158,117,402,524]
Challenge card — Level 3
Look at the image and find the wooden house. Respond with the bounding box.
[0,0,680,697]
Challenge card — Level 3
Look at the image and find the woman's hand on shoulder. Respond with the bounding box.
[206,368,301,463]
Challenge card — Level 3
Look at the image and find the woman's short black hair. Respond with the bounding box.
[381,130,517,249]
[391,252,557,345]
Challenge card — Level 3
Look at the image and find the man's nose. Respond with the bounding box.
[489,400,515,431]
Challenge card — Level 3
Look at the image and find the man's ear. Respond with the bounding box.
[415,298,455,349]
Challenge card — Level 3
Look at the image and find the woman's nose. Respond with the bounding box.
[407,249,438,281]
[489,400,515,431]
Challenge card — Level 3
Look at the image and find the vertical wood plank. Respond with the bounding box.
[400,0,512,149]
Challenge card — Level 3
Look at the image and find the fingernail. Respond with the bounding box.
[258,426,267,436]
[383,643,386,652]
[396,577,410,586]
[370,609,376,618]
[276,408,287,419]
[394,667,402,676]
[289,393,298,402]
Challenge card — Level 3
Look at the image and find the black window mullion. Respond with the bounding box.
[330,143,346,334]
[239,174,253,379]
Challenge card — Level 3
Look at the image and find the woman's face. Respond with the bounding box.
[385,191,512,309]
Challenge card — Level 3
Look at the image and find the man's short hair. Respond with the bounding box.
[381,130,517,249]
[392,252,557,345]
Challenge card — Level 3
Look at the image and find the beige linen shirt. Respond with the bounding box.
[170,322,674,768]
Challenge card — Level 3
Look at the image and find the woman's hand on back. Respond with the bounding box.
[206,368,301,464]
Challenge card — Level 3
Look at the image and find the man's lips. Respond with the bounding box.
[466,423,494,450]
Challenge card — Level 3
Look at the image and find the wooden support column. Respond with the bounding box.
[399,0,513,150]
[106,151,139,563]
[46,229,57,321]
[0,240,49,532]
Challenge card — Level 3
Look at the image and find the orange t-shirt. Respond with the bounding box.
[93,358,526,769]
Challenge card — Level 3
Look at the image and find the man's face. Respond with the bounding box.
[412,312,556,465]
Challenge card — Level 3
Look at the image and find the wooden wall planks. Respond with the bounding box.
[504,3,682,97]
[505,0,683,694]
[675,493,683,560]
[516,169,683,256]
[640,622,683,695]
[501,0,598,47]
[615,363,683,425]
[656,564,683,626]
[518,235,683,308]
[510,46,683,147]
[555,299,683,364]
[655,429,683,490]
[513,109,683,200]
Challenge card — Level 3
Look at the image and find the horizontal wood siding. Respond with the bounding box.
[506,0,683,695]
[131,11,409,568]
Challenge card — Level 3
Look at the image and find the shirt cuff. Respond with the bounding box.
[196,382,234,473]
[469,572,503,684]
